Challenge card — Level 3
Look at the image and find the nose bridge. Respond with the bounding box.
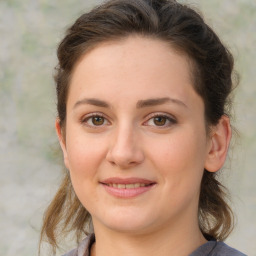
[107,120,144,168]
[116,122,134,148]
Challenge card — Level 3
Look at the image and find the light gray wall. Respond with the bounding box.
[0,0,255,255]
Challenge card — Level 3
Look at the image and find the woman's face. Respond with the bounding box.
[58,36,214,235]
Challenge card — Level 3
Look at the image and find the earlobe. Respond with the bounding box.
[55,119,70,170]
[204,115,232,173]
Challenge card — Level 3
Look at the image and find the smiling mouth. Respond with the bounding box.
[100,179,156,198]
[104,183,153,189]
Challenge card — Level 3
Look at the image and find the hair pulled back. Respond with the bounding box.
[41,0,236,252]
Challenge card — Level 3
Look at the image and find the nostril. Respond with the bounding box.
[109,160,116,166]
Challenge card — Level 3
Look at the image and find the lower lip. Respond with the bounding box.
[101,184,155,198]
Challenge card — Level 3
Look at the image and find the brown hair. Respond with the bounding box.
[40,0,237,253]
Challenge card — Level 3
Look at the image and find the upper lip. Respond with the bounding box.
[100,177,156,185]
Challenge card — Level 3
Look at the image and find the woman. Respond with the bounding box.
[40,0,246,255]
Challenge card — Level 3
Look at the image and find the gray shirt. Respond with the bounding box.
[189,240,246,256]
[62,234,246,256]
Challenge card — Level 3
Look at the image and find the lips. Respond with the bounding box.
[108,183,148,189]
[100,177,156,198]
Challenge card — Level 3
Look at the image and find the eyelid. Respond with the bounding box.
[80,112,111,127]
[143,112,177,127]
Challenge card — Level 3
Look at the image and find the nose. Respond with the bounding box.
[106,125,144,169]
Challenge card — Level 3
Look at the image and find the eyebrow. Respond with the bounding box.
[73,97,187,109]
[73,98,110,109]
[136,97,188,108]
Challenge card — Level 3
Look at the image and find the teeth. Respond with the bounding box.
[125,184,135,189]
[109,183,148,189]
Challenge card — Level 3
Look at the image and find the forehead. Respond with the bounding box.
[68,35,200,108]
[71,35,194,79]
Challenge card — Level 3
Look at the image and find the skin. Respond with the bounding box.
[56,35,231,256]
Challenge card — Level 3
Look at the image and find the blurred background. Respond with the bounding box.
[0,0,255,255]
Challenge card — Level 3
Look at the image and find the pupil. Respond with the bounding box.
[92,116,104,125]
[154,117,166,126]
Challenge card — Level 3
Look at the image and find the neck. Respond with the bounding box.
[91,217,206,256]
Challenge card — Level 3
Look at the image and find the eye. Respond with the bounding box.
[90,116,105,126]
[144,113,176,127]
[81,114,110,127]
[152,116,168,126]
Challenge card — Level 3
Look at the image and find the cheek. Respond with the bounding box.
[148,129,206,186]
[65,136,104,208]
[65,130,107,180]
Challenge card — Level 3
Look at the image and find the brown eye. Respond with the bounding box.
[144,114,176,128]
[153,116,167,126]
[92,116,105,125]
[82,113,110,128]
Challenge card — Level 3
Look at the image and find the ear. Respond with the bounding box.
[55,119,70,170]
[204,115,232,172]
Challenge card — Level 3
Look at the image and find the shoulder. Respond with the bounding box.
[213,241,247,256]
[190,240,247,256]
[62,248,77,256]
[61,234,95,256]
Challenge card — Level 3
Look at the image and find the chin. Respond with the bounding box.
[94,208,158,234]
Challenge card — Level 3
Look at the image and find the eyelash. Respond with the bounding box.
[80,112,177,128]
[81,113,110,128]
[143,113,177,128]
